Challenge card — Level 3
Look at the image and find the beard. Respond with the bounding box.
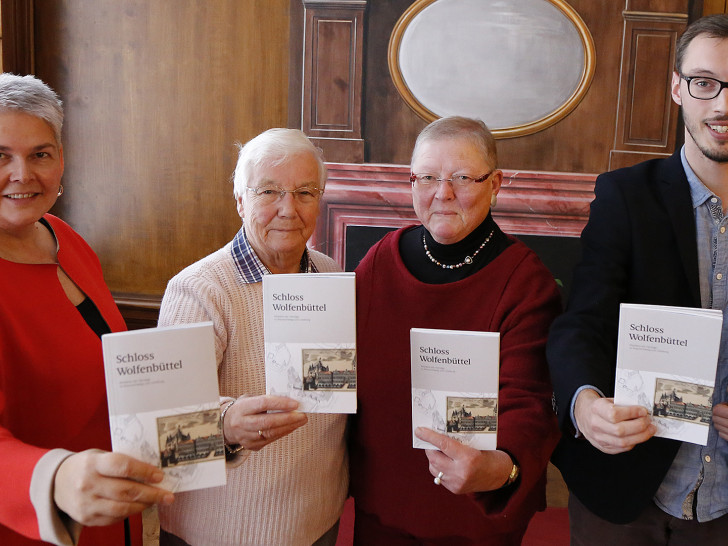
[684,114,728,163]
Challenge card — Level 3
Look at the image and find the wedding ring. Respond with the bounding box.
[434,471,444,485]
[258,430,265,439]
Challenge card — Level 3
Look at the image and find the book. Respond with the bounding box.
[614,303,723,445]
[263,272,357,413]
[102,321,226,492]
[410,328,500,450]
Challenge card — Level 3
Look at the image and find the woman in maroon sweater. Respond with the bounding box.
[0,73,172,545]
[350,116,561,544]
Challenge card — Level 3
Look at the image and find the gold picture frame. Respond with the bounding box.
[388,0,596,139]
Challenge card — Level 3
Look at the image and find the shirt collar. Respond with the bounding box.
[230,227,317,284]
[681,145,715,209]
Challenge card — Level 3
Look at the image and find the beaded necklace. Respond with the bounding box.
[421,230,494,269]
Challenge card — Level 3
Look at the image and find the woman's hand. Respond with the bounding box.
[222,395,308,451]
[54,450,174,527]
[415,427,513,494]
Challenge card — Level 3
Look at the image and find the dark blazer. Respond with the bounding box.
[547,151,701,524]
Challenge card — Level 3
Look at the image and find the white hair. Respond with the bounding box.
[0,73,64,145]
[411,116,497,169]
[232,128,327,200]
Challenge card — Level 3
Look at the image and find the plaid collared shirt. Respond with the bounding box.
[230,227,317,283]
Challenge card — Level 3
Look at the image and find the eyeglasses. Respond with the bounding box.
[246,185,322,205]
[410,171,494,189]
[680,75,728,100]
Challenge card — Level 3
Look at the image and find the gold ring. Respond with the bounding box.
[258,430,265,439]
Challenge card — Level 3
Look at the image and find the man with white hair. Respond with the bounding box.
[157,128,347,546]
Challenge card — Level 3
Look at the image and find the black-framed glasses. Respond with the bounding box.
[246,185,322,204]
[410,170,494,189]
[680,75,728,100]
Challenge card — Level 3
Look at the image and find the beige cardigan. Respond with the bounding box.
[157,243,348,546]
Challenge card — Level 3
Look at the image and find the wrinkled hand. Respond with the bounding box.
[574,389,656,454]
[414,427,513,494]
[222,395,308,451]
[54,450,174,527]
[712,403,728,441]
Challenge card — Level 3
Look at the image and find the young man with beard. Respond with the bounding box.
[547,13,728,545]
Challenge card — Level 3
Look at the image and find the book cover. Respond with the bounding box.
[614,303,723,445]
[411,328,500,450]
[102,321,226,492]
[263,272,357,413]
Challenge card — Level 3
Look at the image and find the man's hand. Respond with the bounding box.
[712,403,728,441]
[574,389,656,454]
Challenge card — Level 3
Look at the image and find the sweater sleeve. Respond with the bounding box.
[472,250,562,524]
[159,259,253,467]
[159,264,231,366]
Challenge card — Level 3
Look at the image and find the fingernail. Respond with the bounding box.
[161,493,174,505]
[152,470,165,482]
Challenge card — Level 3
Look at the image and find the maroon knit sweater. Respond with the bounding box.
[350,227,561,544]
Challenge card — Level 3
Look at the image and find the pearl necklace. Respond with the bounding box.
[422,230,494,269]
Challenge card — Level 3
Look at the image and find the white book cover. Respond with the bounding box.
[614,303,723,445]
[263,272,356,413]
[411,328,500,450]
[102,322,226,493]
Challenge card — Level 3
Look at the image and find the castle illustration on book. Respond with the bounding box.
[614,303,722,446]
[446,397,498,433]
[411,328,500,450]
[102,322,226,492]
[263,273,357,413]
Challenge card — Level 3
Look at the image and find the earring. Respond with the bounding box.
[57,185,64,197]
[490,194,497,208]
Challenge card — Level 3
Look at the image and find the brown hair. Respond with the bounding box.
[675,14,728,73]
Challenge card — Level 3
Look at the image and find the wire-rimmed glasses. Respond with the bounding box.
[246,185,322,205]
[410,171,494,189]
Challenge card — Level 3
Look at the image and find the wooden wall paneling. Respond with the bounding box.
[363,1,626,175]
[310,163,595,269]
[301,0,366,162]
[114,293,161,330]
[32,0,291,314]
[628,0,689,11]
[609,9,687,170]
[289,0,305,129]
[0,0,33,74]
[702,0,728,13]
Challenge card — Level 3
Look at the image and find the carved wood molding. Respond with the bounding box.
[301,0,367,162]
[1,0,34,74]
[113,292,161,331]
[610,8,687,170]
[310,163,596,269]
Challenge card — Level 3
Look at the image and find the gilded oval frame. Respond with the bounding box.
[388,0,596,139]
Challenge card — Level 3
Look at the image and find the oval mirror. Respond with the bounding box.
[389,0,596,138]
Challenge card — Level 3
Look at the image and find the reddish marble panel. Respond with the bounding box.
[310,162,596,268]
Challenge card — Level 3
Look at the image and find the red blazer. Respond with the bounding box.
[0,215,131,545]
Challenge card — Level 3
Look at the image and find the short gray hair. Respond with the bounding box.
[0,73,64,145]
[411,116,497,169]
[232,128,327,200]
